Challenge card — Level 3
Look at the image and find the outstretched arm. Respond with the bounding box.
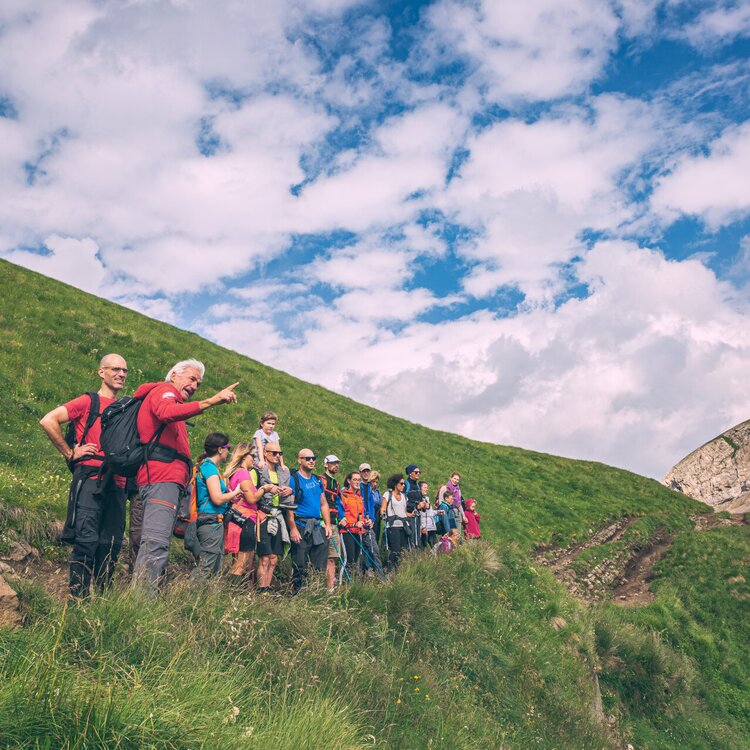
[198,382,239,412]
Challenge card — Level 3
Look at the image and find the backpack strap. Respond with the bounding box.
[67,392,102,471]
[80,392,100,445]
[195,461,207,513]
[290,471,302,506]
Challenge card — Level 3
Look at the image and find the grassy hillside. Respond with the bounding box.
[0,258,749,749]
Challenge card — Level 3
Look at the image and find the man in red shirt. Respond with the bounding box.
[40,353,129,599]
[131,359,239,589]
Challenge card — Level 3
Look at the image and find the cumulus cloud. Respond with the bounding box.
[682,2,750,48]
[6,235,106,296]
[443,95,660,300]
[423,0,620,102]
[205,241,750,478]
[0,1,338,297]
[651,121,750,228]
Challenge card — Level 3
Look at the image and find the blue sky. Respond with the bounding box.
[2,0,750,478]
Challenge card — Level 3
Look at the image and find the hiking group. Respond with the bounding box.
[40,354,482,599]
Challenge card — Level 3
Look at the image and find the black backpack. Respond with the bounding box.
[65,392,101,472]
[99,396,191,479]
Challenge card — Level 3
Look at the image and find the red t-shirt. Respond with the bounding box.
[63,393,126,488]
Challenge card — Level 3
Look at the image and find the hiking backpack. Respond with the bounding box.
[99,395,191,478]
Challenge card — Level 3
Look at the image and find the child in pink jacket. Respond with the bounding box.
[463,498,481,539]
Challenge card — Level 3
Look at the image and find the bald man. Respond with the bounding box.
[40,353,129,598]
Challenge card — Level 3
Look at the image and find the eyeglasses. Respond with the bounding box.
[301,455,316,461]
[105,366,128,374]
[265,450,283,456]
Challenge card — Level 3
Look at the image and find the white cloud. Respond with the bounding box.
[0,1,338,298]
[294,103,467,233]
[651,121,750,228]
[442,95,660,300]
[209,240,750,478]
[424,0,620,103]
[6,235,106,296]
[682,3,750,48]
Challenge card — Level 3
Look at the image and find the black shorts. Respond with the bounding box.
[238,518,257,553]
[256,519,284,557]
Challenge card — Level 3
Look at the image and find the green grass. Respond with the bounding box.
[1,259,750,748]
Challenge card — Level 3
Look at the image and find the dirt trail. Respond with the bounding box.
[543,517,636,575]
[540,511,748,607]
[537,517,666,606]
[611,536,671,607]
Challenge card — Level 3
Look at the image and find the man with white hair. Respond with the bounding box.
[132,359,239,588]
[40,353,129,598]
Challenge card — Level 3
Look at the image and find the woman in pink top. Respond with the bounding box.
[225,442,269,582]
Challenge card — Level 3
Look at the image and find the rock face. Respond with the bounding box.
[663,419,750,513]
[0,574,21,629]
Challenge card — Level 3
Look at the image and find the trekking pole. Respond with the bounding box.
[329,530,351,584]
[348,530,387,581]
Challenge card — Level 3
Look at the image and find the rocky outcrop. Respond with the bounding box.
[0,574,21,629]
[663,419,750,513]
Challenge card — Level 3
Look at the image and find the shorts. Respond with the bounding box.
[238,518,257,553]
[327,525,343,559]
[257,519,284,557]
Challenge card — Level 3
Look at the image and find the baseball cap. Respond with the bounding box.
[324,454,341,465]
[358,463,371,472]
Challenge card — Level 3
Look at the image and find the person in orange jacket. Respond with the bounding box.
[339,471,370,578]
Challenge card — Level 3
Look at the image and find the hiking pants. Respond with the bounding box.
[128,487,143,571]
[133,482,182,589]
[69,475,126,598]
[290,532,327,592]
[194,518,224,579]
[386,526,409,570]
[183,521,201,563]
[342,532,362,575]
[361,528,383,573]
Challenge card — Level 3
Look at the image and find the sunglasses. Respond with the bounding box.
[266,450,283,456]
[222,444,232,452]
[301,455,316,461]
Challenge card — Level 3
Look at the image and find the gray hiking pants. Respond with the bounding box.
[128,486,143,570]
[183,521,201,563]
[132,482,182,589]
[194,518,224,579]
